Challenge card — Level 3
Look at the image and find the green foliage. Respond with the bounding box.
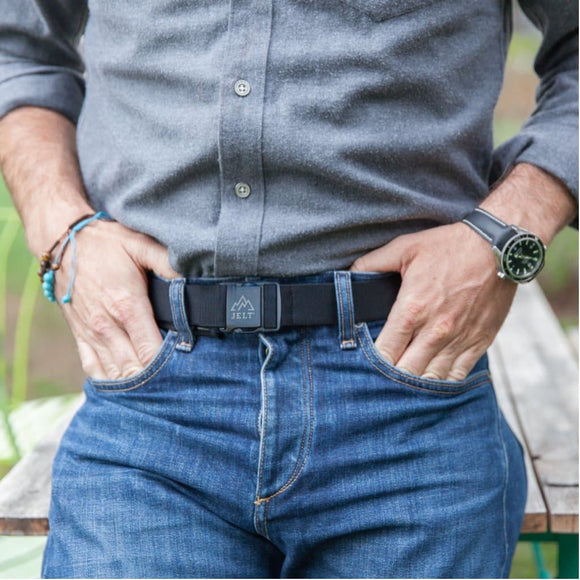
[0,176,81,472]
[540,227,579,293]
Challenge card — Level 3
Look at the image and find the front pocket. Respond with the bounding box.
[355,321,491,395]
[339,0,443,22]
[88,329,179,392]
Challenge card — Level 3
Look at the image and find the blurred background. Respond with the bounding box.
[0,5,577,578]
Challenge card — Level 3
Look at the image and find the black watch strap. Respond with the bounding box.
[462,208,514,247]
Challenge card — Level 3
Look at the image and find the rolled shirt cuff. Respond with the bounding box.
[0,68,84,124]
[491,126,579,203]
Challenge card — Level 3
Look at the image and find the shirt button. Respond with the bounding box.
[234,182,251,198]
[234,80,251,97]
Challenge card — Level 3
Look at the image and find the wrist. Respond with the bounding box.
[479,163,577,245]
[24,196,95,256]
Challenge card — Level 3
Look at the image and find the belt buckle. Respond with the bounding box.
[222,282,281,333]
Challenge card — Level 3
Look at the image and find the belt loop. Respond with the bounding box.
[333,271,357,351]
[169,278,195,353]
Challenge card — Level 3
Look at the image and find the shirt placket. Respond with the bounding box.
[214,0,274,277]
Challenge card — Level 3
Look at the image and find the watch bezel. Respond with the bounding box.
[496,231,546,284]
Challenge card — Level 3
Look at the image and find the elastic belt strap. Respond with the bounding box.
[149,273,401,332]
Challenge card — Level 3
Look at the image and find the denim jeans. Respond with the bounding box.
[42,271,526,579]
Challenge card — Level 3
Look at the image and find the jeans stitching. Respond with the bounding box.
[263,499,271,541]
[177,282,193,348]
[171,279,193,351]
[337,273,346,343]
[356,325,490,395]
[257,334,309,502]
[88,337,177,393]
[345,274,355,343]
[255,335,274,508]
[256,329,314,503]
[493,389,510,576]
[356,323,490,392]
[169,282,180,333]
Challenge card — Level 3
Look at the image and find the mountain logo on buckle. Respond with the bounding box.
[230,295,255,313]
[226,285,262,329]
[230,294,257,321]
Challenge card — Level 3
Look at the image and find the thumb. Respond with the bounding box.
[349,237,406,273]
[132,238,181,279]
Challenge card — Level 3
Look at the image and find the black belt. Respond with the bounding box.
[149,273,401,335]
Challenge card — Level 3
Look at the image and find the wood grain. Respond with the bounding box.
[489,343,548,533]
[493,282,578,534]
[0,396,83,535]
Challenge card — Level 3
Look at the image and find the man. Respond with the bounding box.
[0,1,577,577]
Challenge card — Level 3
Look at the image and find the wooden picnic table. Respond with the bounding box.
[0,281,577,577]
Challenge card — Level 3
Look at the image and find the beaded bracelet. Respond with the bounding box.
[38,211,112,303]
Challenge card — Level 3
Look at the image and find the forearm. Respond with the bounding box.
[481,162,578,245]
[0,106,94,256]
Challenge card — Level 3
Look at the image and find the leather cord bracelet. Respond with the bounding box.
[39,211,112,303]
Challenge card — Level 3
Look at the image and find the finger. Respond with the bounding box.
[394,319,456,376]
[349,237,406,273]
[76,339,107,381]
[446,347,485,382]
[63,307,124,379]
[372,297,421,366]
[74,309,146,380]
[108,294,164,367]
[420,350,458,381]
[129,237,180,279]
[60,307,116,379]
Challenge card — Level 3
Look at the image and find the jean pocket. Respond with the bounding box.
[87,328,179,392]
[355,320,491,395]
[339,0,443,22]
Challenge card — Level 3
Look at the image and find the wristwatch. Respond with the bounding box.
[462,207,547,284]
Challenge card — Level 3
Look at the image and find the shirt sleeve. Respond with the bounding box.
[0,0,88,124]
[490,0,579,201]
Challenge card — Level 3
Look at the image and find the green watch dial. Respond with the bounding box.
[502,235,545,283]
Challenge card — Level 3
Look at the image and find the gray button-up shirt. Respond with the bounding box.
[0,1,577,277]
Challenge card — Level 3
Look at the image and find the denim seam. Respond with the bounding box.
[259,328,310,496]
[90,334,178,392]
[177,287,193,349]
[170,279,193,352]
[356,326,490,395]
[255,502,265,538]
[345,274,355,340]
[356,323,490,392]
[337,274,346,341]
[255,336,275,509]
[493,388,511,576]
[263,499,271,541]
[255,329,314,504]
[336,272,356,349]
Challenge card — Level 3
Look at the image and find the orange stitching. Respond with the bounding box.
[355,325,490,395]
[263,499,271,540]
[255,337,274,503]
[345,274,355,341]
[256,329,314,503]
[337,273,346,341]
[91,334,178,392]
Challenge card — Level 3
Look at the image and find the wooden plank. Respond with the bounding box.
[0,396,83,536]
[489,342,548,533]
[493,282,578,534]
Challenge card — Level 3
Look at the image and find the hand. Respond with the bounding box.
[350,223,517,381]
[52,219,179,381]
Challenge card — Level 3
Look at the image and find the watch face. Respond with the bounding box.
[502,234,546,283]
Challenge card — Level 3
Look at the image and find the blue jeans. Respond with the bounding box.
[42,271,526,578]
